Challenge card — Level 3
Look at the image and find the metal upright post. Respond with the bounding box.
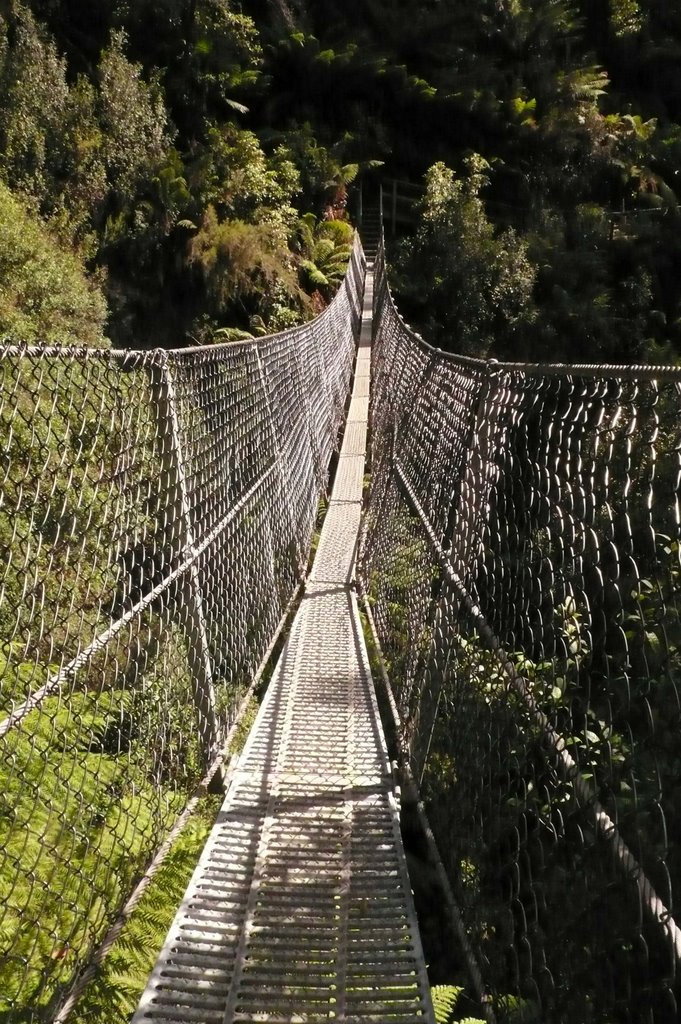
[151,353,223,784]
[255,349,305,576]
[448,359,500,587]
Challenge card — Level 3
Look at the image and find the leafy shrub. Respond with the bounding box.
[0,182,108,347]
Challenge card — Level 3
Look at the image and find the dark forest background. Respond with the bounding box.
[1,0,680,359]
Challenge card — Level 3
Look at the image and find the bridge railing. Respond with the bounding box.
[360,239,681,1022]
[0,237,364,1021]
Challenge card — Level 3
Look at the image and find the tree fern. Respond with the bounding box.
[560,65,610,104]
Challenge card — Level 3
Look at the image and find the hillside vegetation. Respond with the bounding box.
[0,1,678,359]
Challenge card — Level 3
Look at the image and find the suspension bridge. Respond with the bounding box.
[1,222,681,1023]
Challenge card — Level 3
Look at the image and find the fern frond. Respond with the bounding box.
[312,238,336,264]
[317,219,354,245]
[561,65,609,103]
[432,984,464,1024]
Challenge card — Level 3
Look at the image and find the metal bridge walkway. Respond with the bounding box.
[132,266,434,1023]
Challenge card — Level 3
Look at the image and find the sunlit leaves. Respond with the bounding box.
[609,0,644,38]
[188,206,300,318]
[0,181,108,346]
[0,3,69,204]
[396,158,536,357]
[98,31,170,207]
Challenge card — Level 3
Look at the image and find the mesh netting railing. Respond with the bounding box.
[0,237,364,1021]
[359,241,681,1023]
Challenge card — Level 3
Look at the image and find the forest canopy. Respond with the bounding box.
[0,0,678,362]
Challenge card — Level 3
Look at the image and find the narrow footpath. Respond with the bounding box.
[133,262,434,1023]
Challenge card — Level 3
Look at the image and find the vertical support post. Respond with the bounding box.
[255,349,305,577]
[394,350,439,455]
[448,359,501,588]
[293,325,331,492]
[392,179,397,237]
[390,350,442,756]
[379,181,384,224]
[151,353,223,784]
[358,178,363,227]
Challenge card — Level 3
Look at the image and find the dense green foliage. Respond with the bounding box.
[394,158,537,357]
[0,182,107,346]
[1,0,679,357]
[0,1,359,347]
[377,0,681,361]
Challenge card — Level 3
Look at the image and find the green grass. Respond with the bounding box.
[0,686,188,1017]
[65,695,260,1019]
[68,795,222,1023]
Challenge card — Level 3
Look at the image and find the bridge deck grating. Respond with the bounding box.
[132,265,434,1024]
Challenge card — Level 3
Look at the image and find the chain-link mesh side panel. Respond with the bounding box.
[0,236,364,1021]
[0,349,203,1019]
[360,244,681,1023]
